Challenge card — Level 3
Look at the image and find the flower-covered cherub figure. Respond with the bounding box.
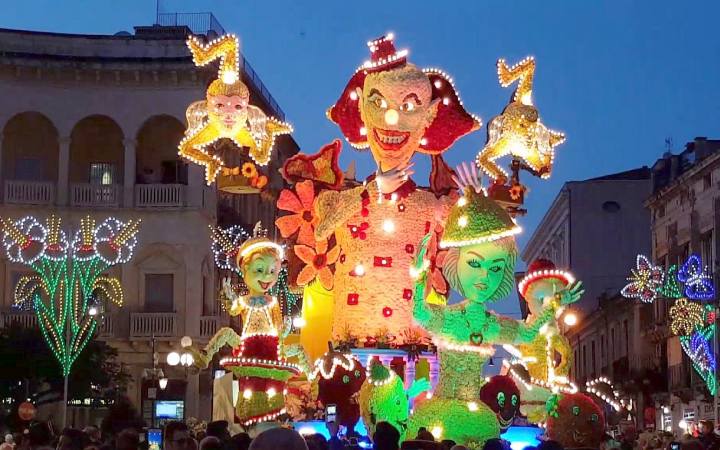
[301,33,480,344]
[407,167,582,446]
[194,223,308,425]
[179,34,292,186]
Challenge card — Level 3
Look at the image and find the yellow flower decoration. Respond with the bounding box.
[670,298,704,336]
[242,162,258,179]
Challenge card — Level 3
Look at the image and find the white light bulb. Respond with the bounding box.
[88,306,98,317]
[563,313,578,327]
[159,378,168,390]
[292,317,306,328]
[458,216,468,227]
[384,109,399,126]
[221,71,238,84]
[180,336,193,348]
[467,402,479,411]
[349,91,358,101]
[382,219,395,233]
[166,352,180,366]
[243,388,253,399]
[266,388,277,398]
[431,426,443,440]
[457,197,467,207]
[354,264,365,276]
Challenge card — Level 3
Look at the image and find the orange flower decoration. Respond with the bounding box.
[295,239,340,290]
[255,175,268,189]
[241,162,257,179]
[276,180,318,247]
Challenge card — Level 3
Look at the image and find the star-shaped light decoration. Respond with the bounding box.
[678,254,715,301]
[620,254,665,303]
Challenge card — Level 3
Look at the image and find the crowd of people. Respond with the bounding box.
[3,412,720,450]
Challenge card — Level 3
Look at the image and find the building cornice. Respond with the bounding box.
[645,151,720,209]
[522,185,569,261]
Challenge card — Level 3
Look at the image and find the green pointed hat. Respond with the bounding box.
[439,187,521,248]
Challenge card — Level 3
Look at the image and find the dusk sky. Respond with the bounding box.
[4,0,719,315]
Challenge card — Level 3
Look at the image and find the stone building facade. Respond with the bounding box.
[0,24,299,424]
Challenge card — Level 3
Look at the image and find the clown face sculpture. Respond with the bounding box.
[479,375,521,430]
[206,85,250,135]
[546,393,605,449]
[241,251,280,297]
[358,65,439,172]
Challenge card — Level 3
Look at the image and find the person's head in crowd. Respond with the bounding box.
[114,429,139,450]
[205,422,230,442]
[198,437,222,450]
[82,428,100,445]
[304,433,328,450]
[482,438,507,450]
[248,428,308,450]
[228,433,251,450]
[28,422,52,450]
[416,429,435,442]
[373,422,400,450]
[56,429,85,450]
[681,440,704,450]
[450,446,469,450]
[164,422,193,450]
[440,440,456,450]
[536,441,564,450]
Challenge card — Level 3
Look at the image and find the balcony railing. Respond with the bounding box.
[4,180,55,205]
[130,312,177,338]
[135,184,186,208]
[97,315,115,339]
[199,316,220,338]
[71,183,121,207]
[0,311,38,328]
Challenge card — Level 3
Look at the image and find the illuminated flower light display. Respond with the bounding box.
[476,57,565,183]
[311,345,366,432]
[678,254,715,300]
[669,298,705,336]
[195,223,308,425]
[669,301,717,395]
[620,254,665,303]
[179,34,292,188]
[280,33,480,350]
[409,180,583,446]
[2,215,139,376]
[479,375,521,431]
[546,392,605,449]
[358,360,430,441]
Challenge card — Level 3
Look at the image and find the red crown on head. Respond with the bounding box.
[361,33,408,73]
[518,258,574,297]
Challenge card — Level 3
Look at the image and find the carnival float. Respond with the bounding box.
[172,30,635,448]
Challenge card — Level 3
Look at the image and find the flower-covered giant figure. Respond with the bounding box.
[546,392,605,449]
[179,34,292,188]
[283,33,480,351]
[194,223,309,426]
[408,172,583,445]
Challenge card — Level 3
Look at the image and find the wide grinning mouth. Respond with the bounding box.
[373,128,410,150]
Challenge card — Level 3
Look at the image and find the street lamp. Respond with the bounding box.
[563,311,578,327]
[167,351,181,366]
[158,377,168,390]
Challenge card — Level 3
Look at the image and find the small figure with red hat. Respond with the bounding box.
[505,258,583,422]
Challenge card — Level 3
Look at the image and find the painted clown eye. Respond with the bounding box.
[354,370,361,378]
[373,97,388,109]
[572,406,580,416]
[511,395,518,406]
[497,392,505,408]
[342,375,350,384]
[591,413,599,423]
[400,101,415,112]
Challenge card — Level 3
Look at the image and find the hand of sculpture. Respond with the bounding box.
[452,161,483,193]
[222,277,235,301]
[554,280,584,306]
[376,163,414,194]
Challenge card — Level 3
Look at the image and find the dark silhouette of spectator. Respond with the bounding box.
[440,440,456,450]
[114,429,139,450]
[164,422,194,450]
[227,433,250,450]
[536,441,563,450]
[304,434,328,450]
[373,422,400,450]
[416,429,435,442]
[27,422,53,450]
[248,428,307,450]
[482,439,507,450]
[57,429,85,450]
[100,397,145,439]
[198,437,223,450]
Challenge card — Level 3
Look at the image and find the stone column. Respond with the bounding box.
[123,139,136,208]
[428,355,440,389]
[404,357,416,390]
[185,371,200,419]
[57,136,71,206]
